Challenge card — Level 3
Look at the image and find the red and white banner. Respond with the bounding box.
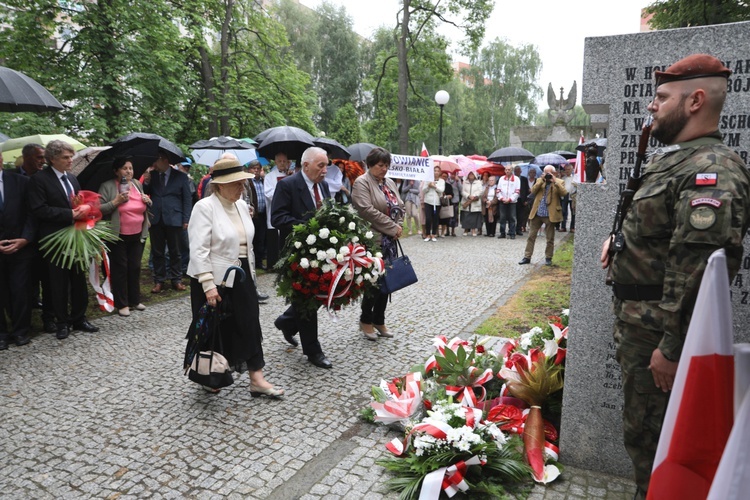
[420,142,429,157]
[89,252,114,312]
[648,249,735,500]
[573,133,585,183]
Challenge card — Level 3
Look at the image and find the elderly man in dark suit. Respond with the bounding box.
[271,147,333,369]
[142,154,193,293]
[0,151,37,349]
[28,140,100,340]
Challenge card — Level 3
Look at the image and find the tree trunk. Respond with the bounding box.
[219,0,234,135]
[198,44,219,137]
[397,0,410,154]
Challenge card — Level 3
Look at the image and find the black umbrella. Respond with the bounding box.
[550,150,577,159]
[256,126,315,161]
[313,137,351,160]
[487,146,535,163]
[0,66,64,113]
[576,137,607,156]
[76,133,185,191]
[347,142,377,163]
[189,135,255,150]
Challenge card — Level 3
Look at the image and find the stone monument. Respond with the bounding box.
[561,21,750,477]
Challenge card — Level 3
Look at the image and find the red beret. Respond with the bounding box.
[655,54,731,87]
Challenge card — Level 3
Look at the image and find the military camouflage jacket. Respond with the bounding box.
[611,132,750,361]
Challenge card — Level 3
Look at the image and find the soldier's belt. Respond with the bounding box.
[612,283,662,301]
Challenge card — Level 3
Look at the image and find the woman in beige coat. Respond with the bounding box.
[460,171,483,236]
[351,147,404,341]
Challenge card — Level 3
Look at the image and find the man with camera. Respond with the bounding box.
[518,165,567,266]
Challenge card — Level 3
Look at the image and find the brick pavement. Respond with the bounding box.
[0,231,636,499]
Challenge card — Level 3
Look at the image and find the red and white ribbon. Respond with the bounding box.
[444,367,494,407]
[419,455,486,499]
[371,373,423,424]
[88,251,114,312]
[317,243,383,310]
[386,406,482,456]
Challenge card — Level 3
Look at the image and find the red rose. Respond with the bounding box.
[290,262,299,271]
[292,282,302,291]
[476,345,486,354]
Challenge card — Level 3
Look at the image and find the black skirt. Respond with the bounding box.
[189,258,264,372]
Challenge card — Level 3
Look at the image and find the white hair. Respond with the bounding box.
[301,146,327,165]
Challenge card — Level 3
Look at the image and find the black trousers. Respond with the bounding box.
[0,251,33,339]
[266,228,280,270]
[424,204,440,236]
[109,234,144,309]
[149,222,183,284]
[276,303,321,357]
[47,259,88,327]
[252,213,267,269]
[360,288,388,325]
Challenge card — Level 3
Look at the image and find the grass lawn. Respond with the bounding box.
[474,235,573,338]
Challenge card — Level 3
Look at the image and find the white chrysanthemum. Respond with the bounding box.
[348,222,356,230]
[326,248,337,260]
[355,275,363,285]
[299,258,310,269]
[413,434,439,456]
[310,248,317,254]
[365,231,373,239]
[336,253,344,261]
[363,273,372,281]
[310,260,319,268]
[354,266,362,275]
[329,236,338,244]
[351,236,359,243]
[340,246,351,256]
[520,332,534,350]
[321,264,332,273]
[316,250,327,260]
[339,216,346,224]
[294,241,302,249]
[319,228,330,239]
[306,234,316,245]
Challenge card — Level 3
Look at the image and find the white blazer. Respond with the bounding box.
[187,194,256,288]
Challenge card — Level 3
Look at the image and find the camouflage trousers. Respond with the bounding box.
[613,318,671,497]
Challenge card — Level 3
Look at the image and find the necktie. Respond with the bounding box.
[313,183,322,209]
[160,172,167,188]
[61,173,73,201]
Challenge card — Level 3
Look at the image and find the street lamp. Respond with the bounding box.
[434,90,450,155]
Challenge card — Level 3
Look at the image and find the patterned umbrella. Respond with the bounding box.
[533,153,568,167]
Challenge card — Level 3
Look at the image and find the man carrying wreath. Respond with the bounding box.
[271,147,333,369]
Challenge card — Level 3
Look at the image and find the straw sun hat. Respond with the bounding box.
[210,158,254,184]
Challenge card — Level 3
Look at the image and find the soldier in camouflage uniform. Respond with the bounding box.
[601,54,750,499]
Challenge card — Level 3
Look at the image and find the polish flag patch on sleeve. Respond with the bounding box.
[695,172,717,186]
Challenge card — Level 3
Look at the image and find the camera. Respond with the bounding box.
[545,173,553,182]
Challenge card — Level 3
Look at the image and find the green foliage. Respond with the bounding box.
[645,0,750,29]
[328,103,361,146]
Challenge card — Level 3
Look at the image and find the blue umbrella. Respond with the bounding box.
[518,163,543,178]
[533,153,568,167]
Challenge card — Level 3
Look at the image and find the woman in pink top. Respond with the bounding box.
[99,157,152,317]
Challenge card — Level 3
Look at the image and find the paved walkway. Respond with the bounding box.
[0,231,636,499]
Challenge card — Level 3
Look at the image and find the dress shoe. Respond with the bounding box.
[516,231,524,236]
[559,228,567,232]
[43,320,58,334]
[360,322,378,341]
[274,318,298,347]
[518,257,531,265]
[151,283,164,294]
[0,338,8,350]
[72,320,99,333]
[249,384,285,398]
[172,282,187,291]
[497,234,506,239]
[201,385,221,394]
[257,291,269,303]
[118,307,131,317]
[56,326,70,340]
[510,235,515,240]
[570,228,576,233]
[14,333,31,347]
[133,303,146,311]
[373,324,394,338]
[308,352,332,369]
[545,258,553,266]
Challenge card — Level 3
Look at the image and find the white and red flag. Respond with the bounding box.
[573,133,585,183]
[647,249,735,500]
[420,142,429,157]
[707,384,750,499]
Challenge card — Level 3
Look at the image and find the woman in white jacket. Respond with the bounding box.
[420,165,445,241]
[461,171,483,236]
[187,158,283,397]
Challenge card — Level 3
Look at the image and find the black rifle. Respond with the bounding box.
[606,115,652,284]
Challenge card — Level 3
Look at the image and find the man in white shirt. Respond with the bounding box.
[495,165,521,239]
[263,152,293,269]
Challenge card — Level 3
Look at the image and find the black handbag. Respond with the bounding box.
[380,240,418,294]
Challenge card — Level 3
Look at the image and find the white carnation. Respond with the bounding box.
[294,241,302,249]
[336,254,344,261]
[365,231,373,239]
[316,250,327,260]
[375,252,383,258]
[310,260,319,268]
[299,258,310,269]
[319,228,330,239]
[340,246,350,256]
[326,248,337,259]
[354,266,362,275]
[355,275,363,285]
[306,234,317,245]
[351,236,359,243]
[321,264,332,273]
[348,222,356,230]
[339,217,345,224]
[329,236,338,244]
[310,248,317,254]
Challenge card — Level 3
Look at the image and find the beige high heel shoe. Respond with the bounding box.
[249,384,285,398]
[360,322,378,341]
[373,324,394,338]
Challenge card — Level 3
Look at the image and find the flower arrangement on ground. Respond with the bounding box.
[39,190,119,272]
[362,310,569,499]
[275,200,384,317]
